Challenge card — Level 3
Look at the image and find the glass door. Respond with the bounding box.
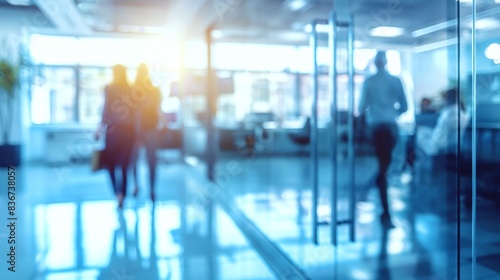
[466,1,500,279]
[308,0,482,279]
[194,0,496,278]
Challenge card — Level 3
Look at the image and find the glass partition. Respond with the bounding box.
[78,67,111,124]
[207,0,490,279]
[467,1,500,279]
[31,67,77,124]
[23,4,500,275]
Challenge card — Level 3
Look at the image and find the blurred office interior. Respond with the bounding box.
[1,0,500,279]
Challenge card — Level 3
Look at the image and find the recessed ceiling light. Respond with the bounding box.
[469,18,500,30]
[370,26,405,37]
[117,25,163,34]
[284,0,311,12]
[485,43,500,60]
[7,0,31,6]
[304,23,330,33]
[277,31,307,42]
[212,30,223,38]
[6,0,30,5]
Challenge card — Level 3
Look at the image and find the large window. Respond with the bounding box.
[29,35,187,125]
[31,67,77,124]
[78,68,111,124]
[29,35,181,69]
[28,34,404,126]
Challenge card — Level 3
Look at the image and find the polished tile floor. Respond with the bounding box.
[0,162,274,280]
[215,153,500,280]
[1,152,499,279]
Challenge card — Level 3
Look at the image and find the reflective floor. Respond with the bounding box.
[216,154,500,280]
[2,154,500,279]
[0,161,274,280]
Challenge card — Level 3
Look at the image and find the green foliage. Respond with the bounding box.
[0,60,18,97]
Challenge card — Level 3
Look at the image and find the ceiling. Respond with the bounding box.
[1,0,500,48]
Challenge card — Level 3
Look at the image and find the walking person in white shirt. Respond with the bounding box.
[359,51,408,228]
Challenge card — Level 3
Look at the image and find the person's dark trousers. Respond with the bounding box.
[405,133,416,170]
[105,124,135,196]
[371,123,398,219]
[143,130,159,198]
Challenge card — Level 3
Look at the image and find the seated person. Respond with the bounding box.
[420,97,436,113]
[415,88,470,220]
[417,87,470,156]
[288,117,311,145]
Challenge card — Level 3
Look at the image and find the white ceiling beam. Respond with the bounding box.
[33,0,91,35]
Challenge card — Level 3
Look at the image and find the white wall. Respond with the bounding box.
[411,43,469,113]
[412,48,451,103]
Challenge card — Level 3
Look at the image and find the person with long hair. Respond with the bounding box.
[96,64,136,209]
[132,63,165,202]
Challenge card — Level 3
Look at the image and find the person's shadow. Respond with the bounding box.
[98,206,162,280]
[374,194,436,280]
[376,227,393,280]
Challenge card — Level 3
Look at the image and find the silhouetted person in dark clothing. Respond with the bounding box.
[96,64,136,209]
[133,63,165,202]
[359,51,408,228]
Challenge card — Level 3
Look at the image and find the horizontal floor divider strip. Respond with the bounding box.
[216,188,311,280]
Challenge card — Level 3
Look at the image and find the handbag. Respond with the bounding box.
[91,148,107,172]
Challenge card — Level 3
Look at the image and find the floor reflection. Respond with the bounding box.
[12,163,274,280]
[216,155,500,279]
[4,154,500,279]
[376,228,391,280]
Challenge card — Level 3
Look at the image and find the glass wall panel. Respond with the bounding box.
[31,67,77,124]
[210,1,479,279]
[29,65,180,125]
[78,67,111,124]
[468,0,500,279]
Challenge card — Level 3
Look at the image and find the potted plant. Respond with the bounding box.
[0,59,20,167]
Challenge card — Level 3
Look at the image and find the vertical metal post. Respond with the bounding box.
[76,203,83,269]
[471,0,477,279]
[347,14,356,242]
[206,25,217,182]
[294,72,301,118]
[310,20,319,245]
[75,66,80,122]
[329,14,356,245]
[205,25,217,279]
[179,40,186,158]
[329,12,339,246]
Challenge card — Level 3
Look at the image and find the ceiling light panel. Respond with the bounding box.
[7,0,31,5]
[284,0,311,12]
[304,23,330,33]
[470,17,500,29]
[370,26,405,37]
